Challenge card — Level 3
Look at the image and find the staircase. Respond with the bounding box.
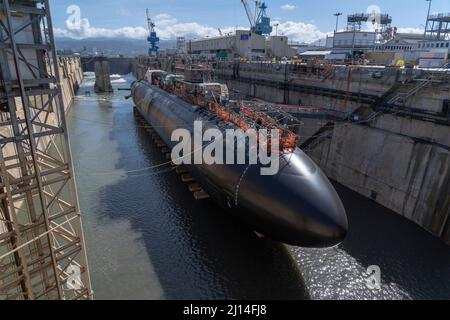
[387,63,449,106]
[370,82,403,110]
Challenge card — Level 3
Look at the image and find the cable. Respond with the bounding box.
[0,215,79,262]
[69,114,177,130]
[74,137,216,177]
[75,165,177,178]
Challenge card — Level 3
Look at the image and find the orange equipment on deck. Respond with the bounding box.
[150,72,299,152]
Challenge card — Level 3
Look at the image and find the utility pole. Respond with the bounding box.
[351,20,357,64]
[424,0,432,39]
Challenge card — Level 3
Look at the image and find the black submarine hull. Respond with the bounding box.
[131,80,348,248]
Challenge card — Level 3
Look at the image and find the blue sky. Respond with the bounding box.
[51,0,450,42]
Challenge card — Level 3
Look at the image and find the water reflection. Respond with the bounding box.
[291,183,450,300]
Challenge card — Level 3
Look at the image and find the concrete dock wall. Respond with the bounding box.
[81,57,134,75]
[59,56,84,110]
[94,59,113,93]
[216,62,449,115]
[308,121,450,243]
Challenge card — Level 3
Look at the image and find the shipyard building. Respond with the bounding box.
[300,12,450,68]
[188,30,296,59]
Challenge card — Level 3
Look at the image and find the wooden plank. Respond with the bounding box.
[188,183,202,193]
[176,167,188,174]
[181,174,195,183]
[194,190,210,200]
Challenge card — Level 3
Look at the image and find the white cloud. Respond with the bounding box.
[273,20,331,43]
[55,13,328,43]
[55,13,235,40]
[54,11,422,45]
[281,4,297,11]
[153,14,219,39]
[54,15,148,39]
[396,27,423,34]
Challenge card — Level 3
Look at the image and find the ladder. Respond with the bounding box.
[387,63,449,106]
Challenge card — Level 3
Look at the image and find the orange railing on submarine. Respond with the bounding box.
[145,71,298,152]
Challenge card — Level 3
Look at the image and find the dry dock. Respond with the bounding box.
[133,57,450,245]
[68,72,450,299]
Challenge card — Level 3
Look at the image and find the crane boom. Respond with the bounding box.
[240,0,272,36]
[146,8,154,33]
[254,0,260,25]
[241,0,255,27]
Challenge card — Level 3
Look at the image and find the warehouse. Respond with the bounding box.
[188,30,296,59]
[188,30,265,58]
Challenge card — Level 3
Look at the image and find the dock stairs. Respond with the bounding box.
[384,63,449,107]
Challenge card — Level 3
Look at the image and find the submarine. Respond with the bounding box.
[131,67,348,248]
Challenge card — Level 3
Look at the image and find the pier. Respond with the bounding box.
[94,57,114,93]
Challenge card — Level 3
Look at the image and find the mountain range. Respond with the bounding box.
[55,37,177,56]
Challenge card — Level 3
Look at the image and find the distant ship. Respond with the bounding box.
[131,66,348,248]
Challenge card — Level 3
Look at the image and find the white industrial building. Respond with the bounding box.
[373,33,425,51]
[298,50,332,60]
[370,34,450,68]
[188,30,265,58]
[188,30,296,58]
[331,31,377,49]
[265,36,297,58]
[417,39,450,51]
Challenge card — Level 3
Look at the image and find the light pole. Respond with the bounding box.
[333,13,342,49]
[334,13,343,32]
[274,23,279,36]
[424,0,432,39]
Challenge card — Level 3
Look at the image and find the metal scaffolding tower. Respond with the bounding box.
[345,13,394,44]
[347,13,392,33]
[0,0,92,300]
[424,13,450,41]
